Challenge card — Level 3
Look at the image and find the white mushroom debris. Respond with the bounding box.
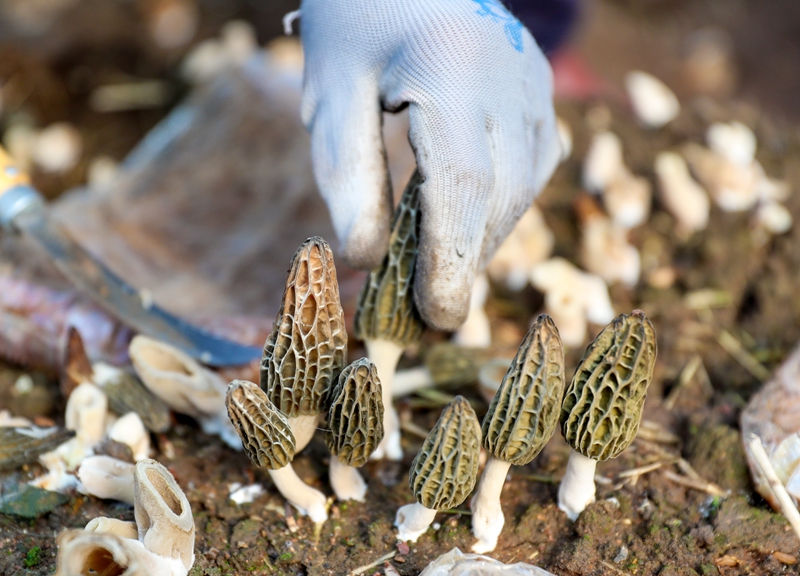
[582,131,624,194]
[487,204,554,292]
[624,71,680,129]
[530,258,615,348]
[453,273,492,348]
[77,455,136,505]
[181,20,258,83]
[575,195,641,287]
[129,335,241,449]
[56,459,195,576]
[654,151,711,235]
[31,122,82,174]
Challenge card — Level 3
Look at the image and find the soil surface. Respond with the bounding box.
[2,1,800,575]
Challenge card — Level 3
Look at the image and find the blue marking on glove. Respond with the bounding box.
[472,0,524,52]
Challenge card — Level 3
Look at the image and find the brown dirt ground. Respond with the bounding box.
[2,1,800,575]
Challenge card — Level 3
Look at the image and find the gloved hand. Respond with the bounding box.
[299,0,561,331]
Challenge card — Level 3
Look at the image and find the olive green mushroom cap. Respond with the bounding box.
[226,380,296,470]
[325,358,385,467]
[482,315,565,466]
[424,343,495,389]
[561,310,657,461]
[260,237,348,417]
[354,170,425,346]
[409,395,481,511]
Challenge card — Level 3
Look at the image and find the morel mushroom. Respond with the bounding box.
[325,358,384,502]
[355,170,425,461]
[395,396,481,542]
[393,342,494,397]
[471,315,565,553]
[558,310,657,520]
[226,379,328,523]
[261,236,347,452]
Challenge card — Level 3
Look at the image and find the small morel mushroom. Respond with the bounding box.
[355,170,425,460]
[395,396,481,542]
[558,310,657,520]
[261,236,347,451]
[471,315,565,553]
[325,358,384,501]
[393,342,494,397]
[0,426,74,472]
[226,379,328,523]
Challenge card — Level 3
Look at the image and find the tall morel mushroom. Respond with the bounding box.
[355,170,425,460]
[261,236,347,451]
[395,396,481,542]
[558,310,657,520]
[325,358,384,501]
[471,315,565,553]
[226,379,328,523]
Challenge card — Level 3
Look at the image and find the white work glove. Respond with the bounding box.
[299,0,561,331]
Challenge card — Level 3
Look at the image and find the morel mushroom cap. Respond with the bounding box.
[561,310,657,461]
[354,169,424,347]
[410,395,481,510]
[470,316,565,553]
[0,427,75,472]
[261,236,347,418]
[483,315,565,466]
[325,358,384,468]
[226,380,295,470]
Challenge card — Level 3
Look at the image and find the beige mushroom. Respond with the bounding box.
[130,336,239,448]
[355,171,426,461]
[77,455,136,505]
[654,151,710,236]
[624,71,680,129]
[395,396,481,542]
[471,316,565,553]
[558,311,657,520]
[261,236,347,453]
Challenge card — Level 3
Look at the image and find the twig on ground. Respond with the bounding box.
[664,470,727,497]
[399,420,430,440]
[747,433,800,541]
[349,551,397,576]
[664,355,702,410]
[638,419,681,444]
[717,330,771,381]
[617,459,677,486]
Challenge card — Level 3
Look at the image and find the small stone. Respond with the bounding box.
[396,541,410,556]
[613,545,628,563]
[0,484,69,518]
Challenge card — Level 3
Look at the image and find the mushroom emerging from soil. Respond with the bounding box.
[558,310,657,520]
[471,315,565,553]
[395,396,481,542]
[261,236,347,457]
[226,379,328,523]
[325,358,384,501]
[355,171,425,460]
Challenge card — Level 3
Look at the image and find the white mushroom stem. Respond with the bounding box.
[365,338,404,461]
[268,464,328,524]
[66,382,107,453]
[747,434,800,540]
[287,414,320,452]
[453,273,492,349]
[77,456,135,505]
[393,366,433,397]
[328,457,367,502]
[470,456,512,553]
[558,451,598,521]
[394,502,438,542]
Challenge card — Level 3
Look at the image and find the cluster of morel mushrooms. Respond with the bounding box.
[42,171,656,573]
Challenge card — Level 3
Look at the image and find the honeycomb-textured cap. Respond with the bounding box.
[409,395,481,510]
[100,370,171,434]
[561,310,657,461]
[482,315,565,466]
[226,380,296,470]
[354,170,425,346]
[425,343,494,389]
[260,237,348,417]
[325,358,384,467]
